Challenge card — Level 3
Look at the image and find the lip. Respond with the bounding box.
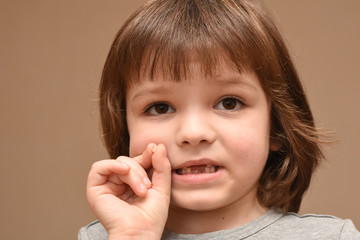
[172,159,224,184]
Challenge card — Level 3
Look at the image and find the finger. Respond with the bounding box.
[116,156,152,189]
[133,143,156,170]
[150,144,172,196]
[87,159,147,197]
[87,160,130,187]
[124,143,156,187]
[117,168,148,197]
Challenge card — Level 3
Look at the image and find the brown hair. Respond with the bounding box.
[99,0,324,213]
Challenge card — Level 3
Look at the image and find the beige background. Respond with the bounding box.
[0,0,359,239]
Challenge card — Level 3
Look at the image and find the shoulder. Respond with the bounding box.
[78,220,108,240]
[162,210,360,240]
[272,212,360,239]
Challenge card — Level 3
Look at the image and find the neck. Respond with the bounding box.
[165,199,268,234]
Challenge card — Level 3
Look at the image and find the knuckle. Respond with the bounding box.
[90,161,101,170]
[115,156,131,164]
[115,156,126,161]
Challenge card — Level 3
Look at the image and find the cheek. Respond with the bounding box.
[128,123,169,157]
[224,124,270,163]
[129,127,154,157]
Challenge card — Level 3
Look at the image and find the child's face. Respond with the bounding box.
[126,58,273,213]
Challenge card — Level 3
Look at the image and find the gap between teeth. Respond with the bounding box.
[177,165,218,175]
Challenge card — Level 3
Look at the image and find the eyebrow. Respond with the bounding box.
[131,86,174,102]
[131,74,259,102]
[211,75,259,91]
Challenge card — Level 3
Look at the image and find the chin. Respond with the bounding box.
[170,190,230,212]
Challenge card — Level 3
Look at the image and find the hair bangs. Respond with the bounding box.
[116,0,271,85]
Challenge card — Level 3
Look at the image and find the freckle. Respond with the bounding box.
[222,217,225,220]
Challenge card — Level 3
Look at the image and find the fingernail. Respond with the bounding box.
[119,162,129,168]
[143,177,152,188]
[140,183,147,192]
[151,144,157,153]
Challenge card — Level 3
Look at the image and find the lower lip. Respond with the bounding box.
[171,167,224,184]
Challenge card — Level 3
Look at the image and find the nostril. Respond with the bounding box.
[181,138,213,146]
[175,120,216,146]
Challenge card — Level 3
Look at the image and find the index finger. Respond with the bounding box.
[87,160,130,187]
[133,143,157,170]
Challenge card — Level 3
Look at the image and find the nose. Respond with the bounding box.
[175,110,216,147]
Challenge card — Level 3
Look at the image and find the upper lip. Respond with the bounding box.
[172,159,222,170]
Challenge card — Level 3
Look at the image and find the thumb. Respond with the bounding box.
[151,144,171,196]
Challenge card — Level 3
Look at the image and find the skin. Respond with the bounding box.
[87,58,277,238]
[86,143,171,239]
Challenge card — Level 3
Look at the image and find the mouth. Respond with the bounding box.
[174,164,220,175]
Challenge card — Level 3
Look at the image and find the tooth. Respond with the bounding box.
[178,165,218,175]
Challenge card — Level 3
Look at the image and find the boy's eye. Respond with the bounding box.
[215,97,243,111]
[145,103,175,115]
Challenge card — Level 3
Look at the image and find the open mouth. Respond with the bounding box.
[174,164,220,175]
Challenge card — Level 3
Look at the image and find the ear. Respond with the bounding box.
[270,139,282,152]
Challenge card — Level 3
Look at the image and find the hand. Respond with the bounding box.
[86,144,172,239]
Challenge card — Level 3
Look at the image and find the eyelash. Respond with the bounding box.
[144,102,175,115]
[143,96,244,115]
[214,96,244,111]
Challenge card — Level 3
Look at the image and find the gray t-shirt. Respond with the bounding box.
[78,209,360,239]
